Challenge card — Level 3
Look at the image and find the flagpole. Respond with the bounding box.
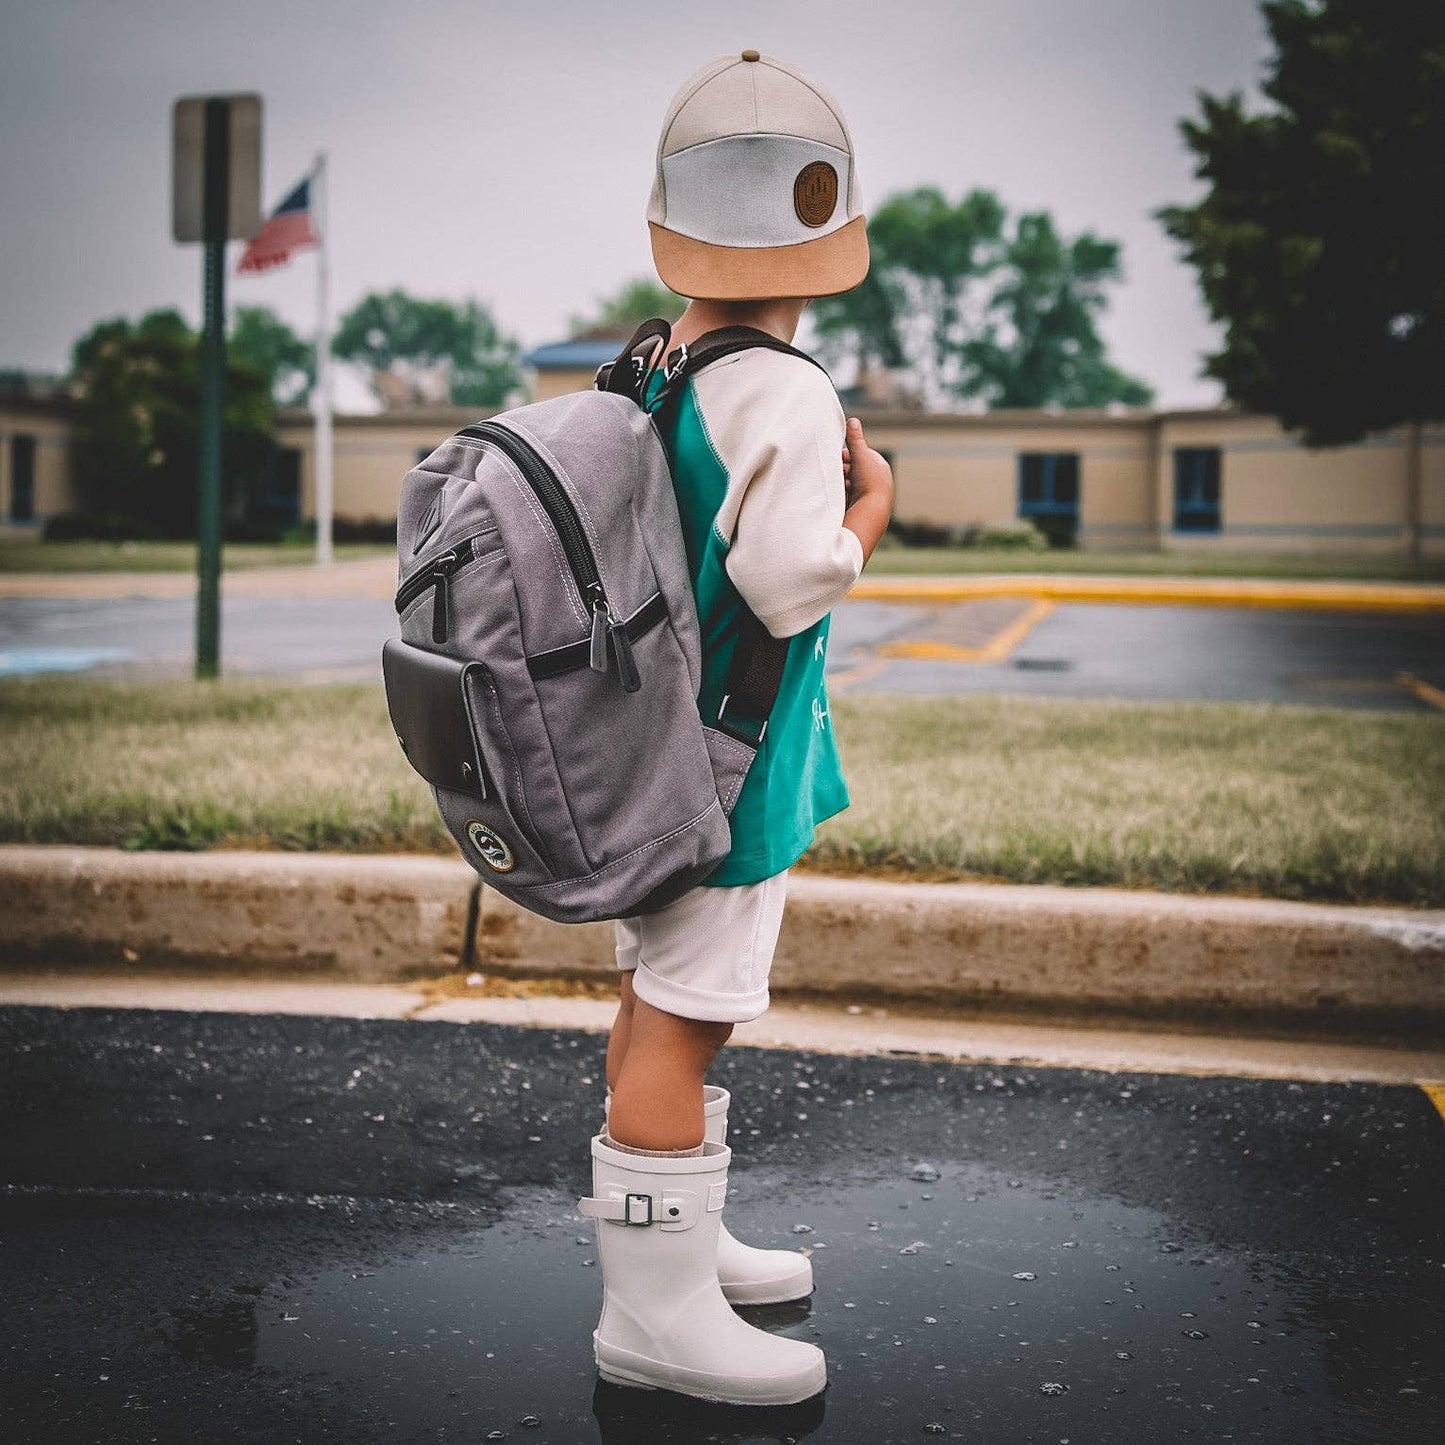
[313,151,334,567]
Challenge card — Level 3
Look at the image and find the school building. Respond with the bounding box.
[3,341,1442,556]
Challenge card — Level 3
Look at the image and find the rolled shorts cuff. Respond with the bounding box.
[630,959,770,1026]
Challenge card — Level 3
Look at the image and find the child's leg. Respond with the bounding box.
[603,970,637,1094]
[607,995,733,1151]
[604,873,785,1148]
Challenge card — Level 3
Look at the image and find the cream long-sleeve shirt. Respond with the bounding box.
[688,347,865,638]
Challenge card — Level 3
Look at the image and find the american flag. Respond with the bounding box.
[237,174,319,274]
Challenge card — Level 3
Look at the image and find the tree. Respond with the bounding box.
[229,306,314,407]
[1158,0,1445,446]
[810,187,1002,393]
[569,277,685,336]
[332,290,523,409]
[68,310,274,535]
[957,213,1155,408]
[810,186,1150,408]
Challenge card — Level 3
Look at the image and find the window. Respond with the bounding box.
[10,435,36,522]
[1173,447,1221,532]
[249,446,301,529]
[1018,452,1079,546]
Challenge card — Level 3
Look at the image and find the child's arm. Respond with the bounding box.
[698,353,873,639]
[841,416,895,563]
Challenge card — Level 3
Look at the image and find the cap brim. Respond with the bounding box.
[649,216,869,301]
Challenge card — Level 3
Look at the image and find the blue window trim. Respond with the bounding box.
[1017,452,1080,518]
[9,434,36,524]
[1172,447,1221,533]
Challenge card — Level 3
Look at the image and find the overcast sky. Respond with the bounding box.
[1,0,1269,408]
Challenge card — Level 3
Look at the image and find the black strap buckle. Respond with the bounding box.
[715,694,768,748]
[623,1192,654,1226]
[663,340,690,384]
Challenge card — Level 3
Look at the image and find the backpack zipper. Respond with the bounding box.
[394,532,493,645]
[457,421,639,692]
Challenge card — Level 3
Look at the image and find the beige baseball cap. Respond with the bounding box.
[646,49,870,300]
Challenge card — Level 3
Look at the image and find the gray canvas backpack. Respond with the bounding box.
[382,320,829,923]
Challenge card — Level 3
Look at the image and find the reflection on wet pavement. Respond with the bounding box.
[238,1175,1348,1441]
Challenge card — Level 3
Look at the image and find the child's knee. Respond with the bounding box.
[690,1017,734,1054]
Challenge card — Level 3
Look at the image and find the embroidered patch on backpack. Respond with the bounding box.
[412,491,445,554]
[793,161,838,228]
[466,821,515,873]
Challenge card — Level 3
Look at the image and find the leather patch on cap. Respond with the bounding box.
[793,161,839,228]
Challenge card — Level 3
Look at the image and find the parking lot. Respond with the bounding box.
[3,573,1443,711]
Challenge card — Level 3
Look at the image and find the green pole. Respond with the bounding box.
[196,98,230,679]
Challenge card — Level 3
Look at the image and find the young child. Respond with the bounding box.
[578,50,893,1406]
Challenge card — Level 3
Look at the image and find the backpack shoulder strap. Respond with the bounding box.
[594,320,832,406]
[593,317,672,403]
[661,325,829,395]
[595,319,832,755]
[658,326,834,750]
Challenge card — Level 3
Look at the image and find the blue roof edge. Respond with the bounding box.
[523,340,621,370]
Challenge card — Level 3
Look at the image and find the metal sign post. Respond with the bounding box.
[172,93,262,679]
[196,99,229,678]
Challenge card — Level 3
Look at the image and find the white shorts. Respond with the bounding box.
[614,871,789,1024]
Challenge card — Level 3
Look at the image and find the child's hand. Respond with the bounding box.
[842,416,893,510]
[841,416,894,563]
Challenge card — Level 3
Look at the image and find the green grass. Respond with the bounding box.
[2,678,1440,906]
[864,545,1445,582]
[0,540,393,573]
[820,692,1444,906]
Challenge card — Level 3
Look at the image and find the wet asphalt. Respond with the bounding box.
[2,593,1443,709]
[2,1005,1442,1443]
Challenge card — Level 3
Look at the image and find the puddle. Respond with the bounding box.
[235,1169,1356,1441]
[0,646,132,676]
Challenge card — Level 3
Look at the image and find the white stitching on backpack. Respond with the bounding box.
[507,417,614,606]
[501,470,588,627]
[511,799,723,893]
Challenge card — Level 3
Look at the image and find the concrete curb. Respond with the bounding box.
[2,846,1443,1028]
[849,574,1445,612]
[0,848,476,982]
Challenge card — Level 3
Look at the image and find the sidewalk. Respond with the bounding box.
[0,556,396,601]
[4,555,1443,611]
[5,970,1443,1085]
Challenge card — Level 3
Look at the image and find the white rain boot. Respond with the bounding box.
[579,1133,827,1406]
[603,1087,814,1306]
[703,1085,815,1305]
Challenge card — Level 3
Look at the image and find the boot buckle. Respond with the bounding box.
[623,1192,653,1226]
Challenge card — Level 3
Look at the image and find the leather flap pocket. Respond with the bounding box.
[382,639,487,797]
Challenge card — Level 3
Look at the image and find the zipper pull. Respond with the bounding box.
[431,571,450,644]
[430,550,457,645]
[589,598,609,673]
[609,614,641,693]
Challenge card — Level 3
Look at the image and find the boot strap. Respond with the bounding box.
[579,1186,720,1231]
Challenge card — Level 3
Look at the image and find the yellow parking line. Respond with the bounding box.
[851,575,1445,613]
[827,656,888,692]
[1422,1083,1445,1123]
[878,598,1057,666]
[1397,671,1445,710]
[977,597,1056,662]
[880,638,989,663]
